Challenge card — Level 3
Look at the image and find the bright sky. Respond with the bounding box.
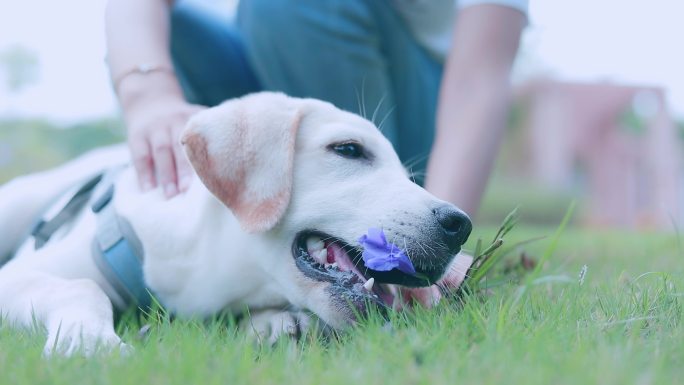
[0,0,682,124]
[519,0,684,118]
[0,0,114,123]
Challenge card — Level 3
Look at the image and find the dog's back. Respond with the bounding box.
[0,144,129,262]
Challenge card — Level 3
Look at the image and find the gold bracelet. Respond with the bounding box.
[111,64,174,92]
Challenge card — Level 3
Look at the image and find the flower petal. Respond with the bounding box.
[394,251,417,275]
[358,228,416,275]
[358,227,386,248]
[365,256,399,271]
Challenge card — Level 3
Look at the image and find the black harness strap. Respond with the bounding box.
[31,173,104,249]
[18,166,152,312]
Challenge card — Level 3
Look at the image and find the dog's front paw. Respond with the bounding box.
[241,309,312,346]
[42,319,130,357]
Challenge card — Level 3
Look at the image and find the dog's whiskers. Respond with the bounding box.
[354,83,365,119]
[402,154,429,171]
[376,105,396,134]
[407,167,417,184]
[370,93,388,126]
[360,78,367,119]
[416,239,439,257]
[318,235,337,243]
[415,240,430,258]
[408,171,428,180]
[402,236,411,263]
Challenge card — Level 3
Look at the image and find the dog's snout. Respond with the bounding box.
[433,204,472,251]
[433,205,471,235]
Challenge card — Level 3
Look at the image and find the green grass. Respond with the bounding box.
[1,223,681,385]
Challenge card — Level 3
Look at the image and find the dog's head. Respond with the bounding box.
[182,92,471,328]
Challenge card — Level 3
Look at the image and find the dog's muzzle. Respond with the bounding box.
[291,212,472,318]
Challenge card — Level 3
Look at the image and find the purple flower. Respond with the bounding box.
[358,228,416,275]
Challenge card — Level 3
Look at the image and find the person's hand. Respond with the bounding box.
[123,95,206,197]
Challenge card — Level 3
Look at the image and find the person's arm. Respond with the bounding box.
[425,5,526,216]
[105,0,203,197]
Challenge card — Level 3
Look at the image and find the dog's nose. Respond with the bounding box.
[433,204,472,252]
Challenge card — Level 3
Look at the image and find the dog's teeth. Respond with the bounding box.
[315,249,328,264]
[331,262,338,269]
[363,278,375,292]
[306,237,325,252]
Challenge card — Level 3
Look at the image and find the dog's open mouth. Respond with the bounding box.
[292,230,427,315]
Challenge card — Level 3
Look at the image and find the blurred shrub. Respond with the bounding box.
[0,118,124,183]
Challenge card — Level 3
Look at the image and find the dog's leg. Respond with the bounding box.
[241,309,314,346]
[0,268,127,356]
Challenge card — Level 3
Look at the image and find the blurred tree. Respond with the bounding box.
[0,45,39,94]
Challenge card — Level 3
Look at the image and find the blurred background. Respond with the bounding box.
[1,0,683,229]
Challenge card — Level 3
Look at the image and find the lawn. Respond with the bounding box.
[1,121,681,384]
[1,221,681,385]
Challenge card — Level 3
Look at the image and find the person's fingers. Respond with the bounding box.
[149,129,178,198]
[172,123,193,192]
[128,134,156,191]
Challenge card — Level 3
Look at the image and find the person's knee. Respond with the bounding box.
[170,2,211,58]
[238,0,299,39]
[239,0,373,43]
[171,1,205,34]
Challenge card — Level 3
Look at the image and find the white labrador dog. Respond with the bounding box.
[0,92,472,355]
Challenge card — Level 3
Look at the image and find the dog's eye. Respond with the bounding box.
[330,142,365,159]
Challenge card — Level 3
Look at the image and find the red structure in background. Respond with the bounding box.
[517,79,682,229]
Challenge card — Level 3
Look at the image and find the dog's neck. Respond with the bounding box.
[117,173,289,315]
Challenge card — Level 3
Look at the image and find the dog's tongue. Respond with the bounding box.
[439,253,473,291]
[326,242,360,276]
[398,253,474,309]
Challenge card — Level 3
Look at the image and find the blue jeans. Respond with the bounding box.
[171,0,443,180]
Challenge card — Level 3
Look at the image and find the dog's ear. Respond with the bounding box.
[181,92,303,232]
